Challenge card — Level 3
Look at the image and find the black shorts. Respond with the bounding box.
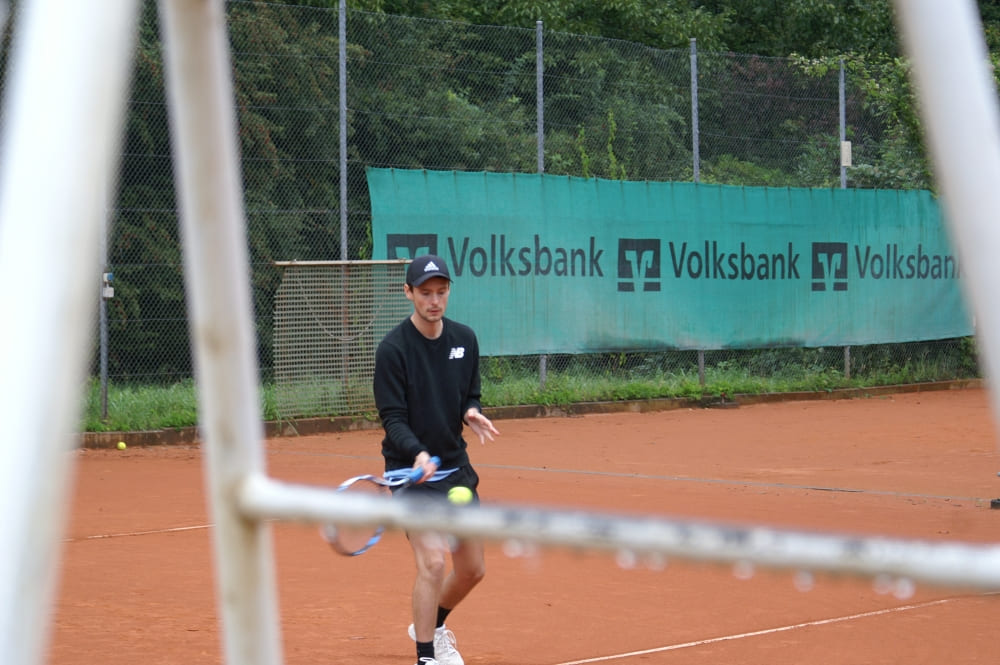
[391,463,480,504]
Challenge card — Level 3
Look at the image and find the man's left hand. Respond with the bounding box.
[465,409,499,444]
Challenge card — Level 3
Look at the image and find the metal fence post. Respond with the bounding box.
[839,58,848,189]
[339,0,348,260]
[690,38,699,183]
[100,175,110,421]
[537,19,548,390]
[536,20,544,175]
[840,58,852,379]
[691,37,706,388]
[100,237,110,421]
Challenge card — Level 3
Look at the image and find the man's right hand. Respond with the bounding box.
[413,451,439,482]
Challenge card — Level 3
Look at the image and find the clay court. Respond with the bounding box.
[51,387,1000,664]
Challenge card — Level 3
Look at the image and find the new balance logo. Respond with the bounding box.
[448,347,466,359]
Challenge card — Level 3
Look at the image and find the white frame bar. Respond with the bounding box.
[0,3,139,665]
[893,0,1000,424]
[156,1,282,664]
[240,475,1000,591]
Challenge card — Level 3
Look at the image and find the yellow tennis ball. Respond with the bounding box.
[117,441,127,450]
[447,486,473,505]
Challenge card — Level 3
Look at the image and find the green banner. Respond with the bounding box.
[369,168,971,356]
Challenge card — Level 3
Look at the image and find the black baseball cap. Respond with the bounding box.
[406,254,451,286]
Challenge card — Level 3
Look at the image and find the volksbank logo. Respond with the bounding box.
[617,239,660,292]
[387,233,438,260]
[812,242,848,292]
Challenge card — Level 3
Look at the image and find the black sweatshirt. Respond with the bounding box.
[373,316,483,471]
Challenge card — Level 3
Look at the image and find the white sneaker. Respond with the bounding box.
[407,624,463,665]
[414,659,439,665]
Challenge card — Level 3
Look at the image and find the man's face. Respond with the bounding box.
[405,276,451,324]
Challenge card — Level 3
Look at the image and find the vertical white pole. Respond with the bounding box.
[0,3,138,665]
[156,2,283,664]
[893,0,1000,433]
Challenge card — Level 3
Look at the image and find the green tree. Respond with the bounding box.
[262,0,729,50]
[110,3,189,382]
[693,0,898,57]
[541,34,690,180]
[110,2,349,381]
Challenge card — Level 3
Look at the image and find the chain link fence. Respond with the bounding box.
[0,1,977,425]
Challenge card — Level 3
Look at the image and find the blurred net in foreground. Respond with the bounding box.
[241,475,1000,592]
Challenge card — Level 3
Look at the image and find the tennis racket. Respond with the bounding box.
[320,456,439,556]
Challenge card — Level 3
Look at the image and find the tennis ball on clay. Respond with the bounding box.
[117,441,127,450]
[447,486,473,505]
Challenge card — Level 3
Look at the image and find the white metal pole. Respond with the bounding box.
[240,475,1000,590]
[0,2,138,665]
[156,2,283,664]
[893,0,1000,435]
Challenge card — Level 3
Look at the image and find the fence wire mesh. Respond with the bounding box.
[0,0,977,425]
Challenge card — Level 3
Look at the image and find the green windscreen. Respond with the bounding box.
[370,168,971,356]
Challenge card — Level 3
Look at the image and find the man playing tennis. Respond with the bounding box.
[373,254,500,665]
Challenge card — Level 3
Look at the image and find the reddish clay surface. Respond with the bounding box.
[50,388,1000,664]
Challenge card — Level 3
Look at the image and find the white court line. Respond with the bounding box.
[65,524,213,542]
[550,596,988,665]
